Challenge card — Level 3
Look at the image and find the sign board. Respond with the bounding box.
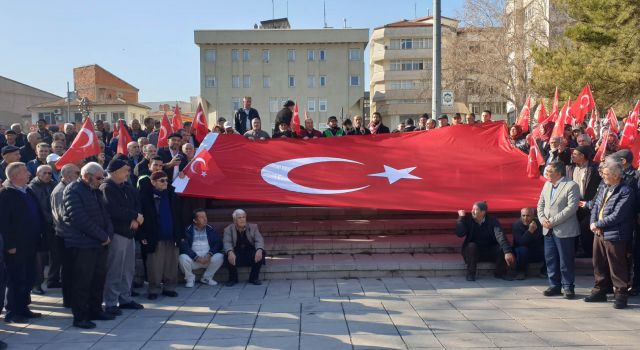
[442,91,454,107]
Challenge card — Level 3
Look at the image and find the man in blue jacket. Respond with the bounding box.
[179,209,224,287]
[585,160,635,309]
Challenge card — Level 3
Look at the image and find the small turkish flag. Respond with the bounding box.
[529,135,544,165]
[173,123,544,212]
[516,97,531,133]
[594,129,610,163]
[527,145,541,179]
[192,102,209,143]
[157,112,173,148]
[535,99,548,124]
[551,100,570,139]
[619,100,640,149]
[56,117,101,169]
[291,103,301,135]
[606,108,619,134]
[171,104,183,132]
[586,107,599,141]
[116,119,133,156]
[571,84,595,124]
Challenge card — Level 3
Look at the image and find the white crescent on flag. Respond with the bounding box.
[80,128,94,148]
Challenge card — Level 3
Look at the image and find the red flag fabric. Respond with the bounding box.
[192,103,209,143]
[631,128,640,169]
[551,100,569,138]
[516,97,531,133]
[619,100,640,149]
[551,87,559,121]
[157,113,173,148]
[535,100,548,124]
[528,135,544,165]
[606,108,619,134]
[173,123,544,212]
[594,129,610,163]
[116,120,133,156]
[571,84,595,124]
[56,118,101,169]
[526,146,541,179]
[172,105,183,132]
[586,108,598,141]
[291,103,301,135]
[112,122,119,139]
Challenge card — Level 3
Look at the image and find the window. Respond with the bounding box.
[263,76,271,88]
[38,112,55,125]
[288,75,296,87]
[74,112,83,123]
[231,49,239,62]
[401,39,413,49]
[350,75,360,86]
[232,97,242,111]
[205,75,216,88]
[349,48,361,60]
[232,75,240,88]
[243,49,250,62]
[243,75,251,88]
[94,112,107,121]
[205,49,216,62]
[389,60,424,71]
[131,113,136,120]
[388,80,422,90]
[307,98,316,112]
[307,49,315,61]
[111,112,125,124]
[307,75,316,88]
[320,75,327,87]
[319,99,328,112]
[389,38,433,50]
[262,49,270,62]
[269,98,280,112]
[319,49,327,61]
[287,49,296,61]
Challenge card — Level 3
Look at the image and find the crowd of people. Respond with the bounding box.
[0,95,638,342]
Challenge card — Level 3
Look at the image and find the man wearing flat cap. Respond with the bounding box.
[567,145,602,258]
[0,145,21,182]
[158,133,188,183]
[438,115,450,128]
[274,100,295,134]
[100,158,144,315]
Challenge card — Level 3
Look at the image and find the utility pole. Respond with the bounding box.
[431,0,441,119]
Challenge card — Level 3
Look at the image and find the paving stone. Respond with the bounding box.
[247,335,299,350]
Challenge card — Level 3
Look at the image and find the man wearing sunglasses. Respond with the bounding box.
[62,162,114,329]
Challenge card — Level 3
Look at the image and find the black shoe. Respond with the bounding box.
[31,287,45,295]
[89,311,116,321]
[249,279,262,286]
[130,290,140,297]
[4,313,29,324]
[162,290,178,297]
[46,281,62,289]
[515,272,526,280]
[105,306,123,316]
[564,289,576,300]
[148,293,158,300]
[466,272,476,281]
[226,280,238,287]
[627,286,638,296]
[132,281,144,289]
[73,319,96,329]
[543,287,562,296]
[119,301,144,310]
[614,295,628,309]
[24,310,42,319]
[497,273,514,281]
[584,293,607,302]
[0,340,7,349]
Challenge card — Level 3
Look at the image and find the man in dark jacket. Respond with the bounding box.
[19,132,41,163]
[274,100,295,134]
[368,112,390,134]
[133,144,157,179]
[455,201,515,281]
[0,145,21,182]
[0,162,44,324]
[234,96,260,135]
[27,164,57,295]
[179,209,224,287]
[63,162,114,328]
[348,115,371,136]
[158,133,188,183]
[51,163,80,307]
[568,146,602,258]
[512,208,544,280]
[35,119,53,145]
[585,160,635,309]
[100,159,144,315]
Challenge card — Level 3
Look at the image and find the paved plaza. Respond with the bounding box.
[2,275,640,349]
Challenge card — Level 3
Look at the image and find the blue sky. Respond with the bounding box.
[0,0,464,102]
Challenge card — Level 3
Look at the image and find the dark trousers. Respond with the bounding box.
[225,248,266,282]
[514,245,545,273]
[462,243,506,276]
[34,251,48,289]
[5,252,36,316]
[68,246,107,321]
[0,262,6,315]
[47,235,64,286]
[59,237,72,306]
[577,209,594,257]
[544,232,576,290]
[632,224,640,288]
[592,235,629,294]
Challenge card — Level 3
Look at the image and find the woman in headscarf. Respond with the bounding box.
[509,124,529,154]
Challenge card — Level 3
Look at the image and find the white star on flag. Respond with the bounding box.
[368,165,422,184]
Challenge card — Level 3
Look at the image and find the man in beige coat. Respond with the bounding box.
[223,209,265,286]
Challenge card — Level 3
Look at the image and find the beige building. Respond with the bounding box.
[0,76,60,129]
[195,18,369,131]
[370,16,509,127]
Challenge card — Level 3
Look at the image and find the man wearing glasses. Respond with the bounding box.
[62,162,114,329]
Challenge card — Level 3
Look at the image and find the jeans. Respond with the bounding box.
[544,232,576,290]
[514,245,545,273]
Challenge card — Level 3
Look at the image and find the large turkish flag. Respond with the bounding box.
[174,123,545,212]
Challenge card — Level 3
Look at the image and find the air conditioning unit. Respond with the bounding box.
[53,109,62,115]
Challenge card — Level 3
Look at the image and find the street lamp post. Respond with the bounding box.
[431,0,442,119]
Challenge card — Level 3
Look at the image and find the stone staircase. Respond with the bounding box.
[205,201,592,280]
